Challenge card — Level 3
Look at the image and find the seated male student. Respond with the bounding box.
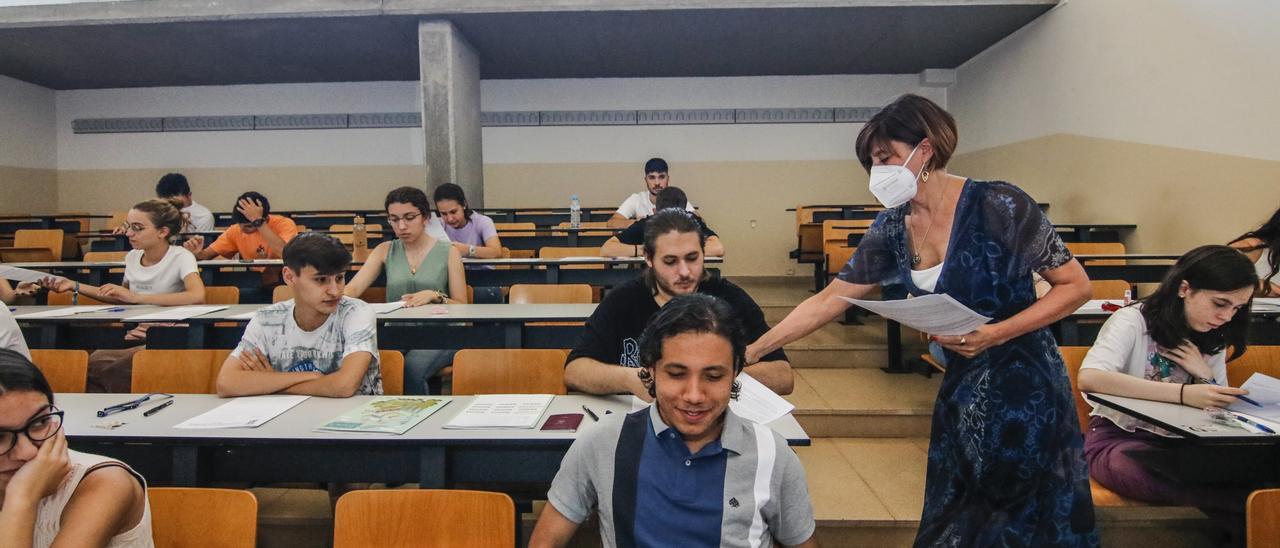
[531,294,817,548]
[216,233,381,398]
[607,157,697,228]
[184,191,298,261]
[155,172,215,232]
[601,186,724,257]
[567,208,793,397]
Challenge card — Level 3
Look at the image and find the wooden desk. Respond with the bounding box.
[59,393,809,488]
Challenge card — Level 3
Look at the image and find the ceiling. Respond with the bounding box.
[0,2,1058,89]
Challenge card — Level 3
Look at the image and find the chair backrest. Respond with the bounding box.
[380,350,404,395]
[821,219,873,245]
[508,284,592,304]
[334,489,514,548]
[149,487,258,548]
[273,285,384,304]
[554,221,612,236]
[1249,488,1280,548]
[1059,346,1093,431]
[1066,242,1127,265]
[14,229,64,260]
[0,247,55,262]
[494,222,536,232]
[1090,280,1132,300]
[48,291,109,306]
[106,211,128,231]
[83,251,128,262]
[452,349,568,395]
[1227,346,1280,388]
[58,213,91,233]
[538,246,604,270]
[30,349,88,393]
[205,286,241,305]
[132,349,231,394]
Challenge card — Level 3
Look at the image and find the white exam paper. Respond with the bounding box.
[839,294,991,336]
[1253,298,1280,313]
[0,265,52,283]
[1229,373,1280,423]
[227,310,258,320]
[369,301,406,314]
[124,305,228,321]
[729,373,795,424]
[174,395,308,429]
[443,394,553,429]
[14,305,115,318]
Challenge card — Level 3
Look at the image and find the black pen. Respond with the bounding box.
[582,405,600,422]
[143,400,174,417]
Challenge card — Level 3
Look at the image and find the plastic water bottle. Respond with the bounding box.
[569,195,581,229]
[1122,288,1132,305]
[352,215,369,261]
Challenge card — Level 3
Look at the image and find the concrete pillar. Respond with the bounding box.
[419,20,483,207]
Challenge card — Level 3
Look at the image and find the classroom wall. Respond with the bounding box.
[948,0,1280,253]
[53,75,942,276]
[0,74,58,214]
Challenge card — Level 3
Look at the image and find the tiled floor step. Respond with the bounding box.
[787,369,939,437]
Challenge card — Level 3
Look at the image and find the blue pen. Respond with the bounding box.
[104,307,127,312]
[1204,378,1263,408]
[1230,411,1276,434]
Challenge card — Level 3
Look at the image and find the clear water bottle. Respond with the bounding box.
[569,194,581,229]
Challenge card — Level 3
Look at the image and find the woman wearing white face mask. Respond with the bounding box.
[748,94,1096,547]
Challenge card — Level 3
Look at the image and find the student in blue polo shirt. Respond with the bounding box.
[530,294,817,548]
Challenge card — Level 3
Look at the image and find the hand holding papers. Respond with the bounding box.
[839,294,991,336]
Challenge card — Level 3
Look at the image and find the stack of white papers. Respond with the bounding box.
[839,294,990,336]
[443,394,553,429]
[0,265,52,283]
[174,395,308,429]
[1252,298,1280,313]
[369,301,406,314]
[125,305,228,321]
[15,306,116,318]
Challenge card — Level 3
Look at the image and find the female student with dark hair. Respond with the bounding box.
[0,348,153,546]
[1078,245,1256,512]
[41,198,207,391]
[746,94,1098,546]
[346,186,465,394]
[1229,206,1280,295]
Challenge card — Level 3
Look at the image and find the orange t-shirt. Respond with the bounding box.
[208,215,299,260]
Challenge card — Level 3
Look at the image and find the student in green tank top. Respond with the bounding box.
[347,186,466,394]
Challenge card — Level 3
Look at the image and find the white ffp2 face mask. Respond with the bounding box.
[868,143,923,209]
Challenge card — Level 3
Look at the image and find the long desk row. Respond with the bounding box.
[213,209,619,229]
[60,393,809,488]
[13,303,595,351]
[82,227,618,253]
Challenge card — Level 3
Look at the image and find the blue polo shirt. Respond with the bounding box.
[634,408,729,547]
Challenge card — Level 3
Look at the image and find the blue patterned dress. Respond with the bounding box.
[838,180,1098,547]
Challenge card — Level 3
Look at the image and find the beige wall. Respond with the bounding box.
[949,134,1280,254]
[0,166,58,214]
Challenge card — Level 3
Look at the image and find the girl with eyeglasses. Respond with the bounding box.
[346,186,466,394]
[0,348,153,547]
[39,198,207,392]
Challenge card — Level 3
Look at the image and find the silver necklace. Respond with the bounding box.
[910,172,938,267]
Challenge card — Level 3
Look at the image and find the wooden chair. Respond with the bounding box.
[1248,488,1280,548]
[30,349,88,393]
[205,286,241,305]
[0,247,55,262]
[508,284,592,305]
[14,229,65,260]
[1066,242,1127,266]
[494,222,536,232]
[1060,346,1146,507]
[452,349,568,395]
[327,223,385,246]
[148,487,257,548]
[380,350,405,395]
[1091,279,1132,300]
[538,246,604,270]
[132,349,231,394]
[48,291,109,306]
[334,489,514,548]
[555,221,612,236]
[1227,346,1280,388]
[83,251,128,262]
[105,211,128,232]
[821,220,870,281]
[272,285,384,303]
[58,212,91,233]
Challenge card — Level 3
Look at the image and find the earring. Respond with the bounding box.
[921,169,930,183]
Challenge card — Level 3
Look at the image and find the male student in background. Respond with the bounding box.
[531,294,817,548]
[216,233,381,398]
[566,209,793,397]
[184,191,297,261]
[601,186,724,257]
[607,157,697,228]
[155,172,215,232]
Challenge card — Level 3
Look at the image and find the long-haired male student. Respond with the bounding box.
[216,233,381,397]
[530,294,817,548]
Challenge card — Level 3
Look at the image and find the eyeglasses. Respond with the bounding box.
[0,408,64,456]
[386,212,422,225]
[123,223,152,234]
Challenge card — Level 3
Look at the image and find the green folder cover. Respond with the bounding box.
[316,396,453,434]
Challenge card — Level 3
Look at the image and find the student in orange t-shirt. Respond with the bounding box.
[183,191,299,288]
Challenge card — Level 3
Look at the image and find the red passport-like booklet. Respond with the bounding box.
[541,413,585,432]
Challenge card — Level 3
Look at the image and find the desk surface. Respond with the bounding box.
[61,393,809,446]
[10,256,718,270]
[1085,392,1280,444]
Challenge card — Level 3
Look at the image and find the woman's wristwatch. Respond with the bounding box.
[468,244,476,257]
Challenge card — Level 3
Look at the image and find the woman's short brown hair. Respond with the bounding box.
[854,94,958,173]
